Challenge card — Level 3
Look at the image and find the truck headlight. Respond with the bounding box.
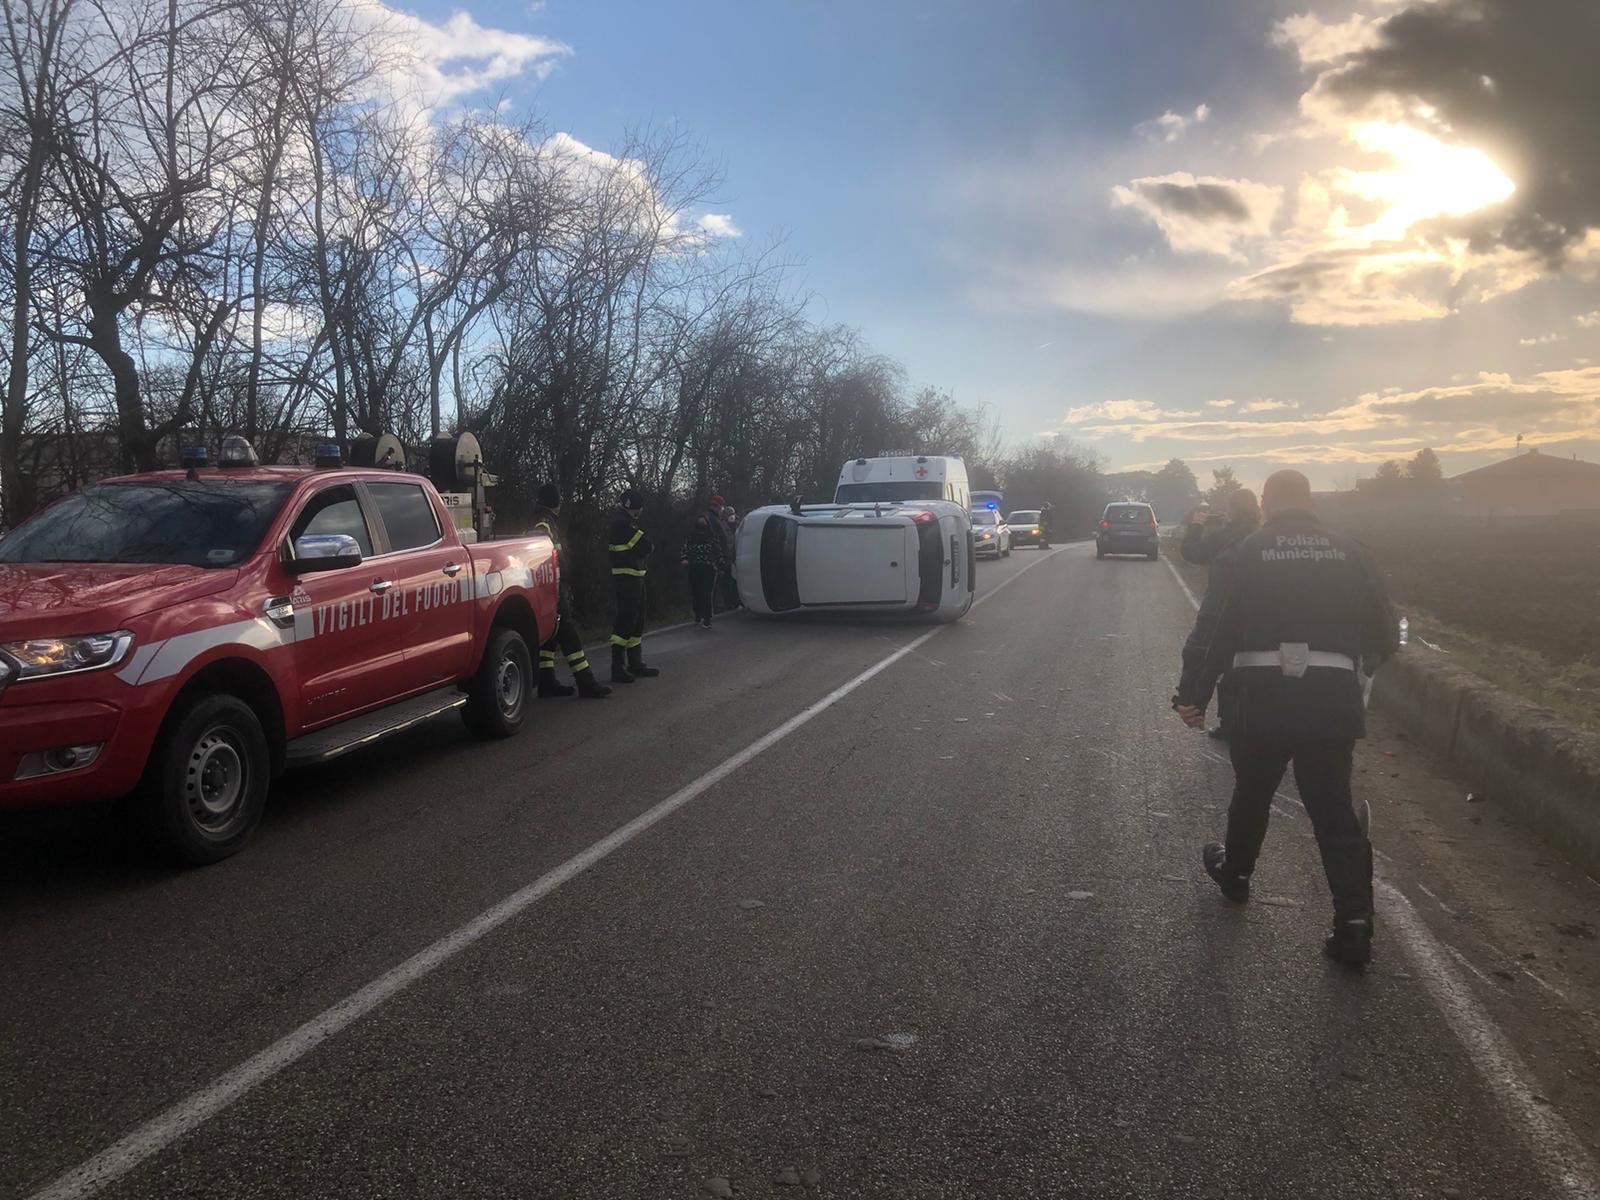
[0,632,134,680]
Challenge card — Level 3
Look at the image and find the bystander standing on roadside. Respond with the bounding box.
[683,510,727,629]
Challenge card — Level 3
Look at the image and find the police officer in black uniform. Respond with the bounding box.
[530,483,610,700]
[608,488,660,684]
[1174,469,1398,966]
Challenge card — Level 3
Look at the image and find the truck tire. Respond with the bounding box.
[140,693,270,865]
[463,627,531,739]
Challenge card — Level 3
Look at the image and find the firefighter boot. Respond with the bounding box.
[537,653,575,698]
[576,668,612,699]
[627,645,660,678]
[1202,842,1251,903]
[611,646,636,684]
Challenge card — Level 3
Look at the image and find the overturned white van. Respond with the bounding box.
[735,500,975,622]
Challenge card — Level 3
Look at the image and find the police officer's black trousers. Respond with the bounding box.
[1225,736,1373,923]
[611,575,646,650]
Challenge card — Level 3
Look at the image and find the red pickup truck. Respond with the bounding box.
[0,461,558,863]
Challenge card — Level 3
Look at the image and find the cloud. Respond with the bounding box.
[1577,311,1600,329]
[1519,332,1565,346]
[1207,399,1236,409]
[1137,103,1211,144]
[1311,0,1600,267]
[1239,399,1297,413]
[694,213,743,238]
[1111,172,1282,258]
[358,1,571,116]
[1272,13,1386,66]
[1076,367,1600,469]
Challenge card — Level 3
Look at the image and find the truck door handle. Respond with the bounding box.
[369,579,393,594]
[442,562,462,577]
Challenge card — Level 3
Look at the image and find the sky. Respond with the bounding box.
[387,0,1600,490]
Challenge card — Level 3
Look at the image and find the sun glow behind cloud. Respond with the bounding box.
[1334,122,1516,243]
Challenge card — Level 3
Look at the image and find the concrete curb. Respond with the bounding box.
[1371,652,1600,879]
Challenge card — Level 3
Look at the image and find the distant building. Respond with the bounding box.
[1448,450,1600,516]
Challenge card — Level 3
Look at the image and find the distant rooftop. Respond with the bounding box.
[1449,450,1600,484]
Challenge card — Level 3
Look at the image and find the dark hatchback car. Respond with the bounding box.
[1007,509,1047,548]
[1096,502,1159,560]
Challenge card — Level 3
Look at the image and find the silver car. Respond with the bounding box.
[970,508,1011,558]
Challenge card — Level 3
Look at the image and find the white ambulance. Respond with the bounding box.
[735,499,975,622]
[834,455,971,510]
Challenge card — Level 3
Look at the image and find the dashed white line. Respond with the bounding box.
[27,551,1063,1200]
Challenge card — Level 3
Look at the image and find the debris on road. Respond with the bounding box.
[774,1166,802,1187]
[856,1031,917,1053]
[702,1178,734,1197]
[736,899,766,911]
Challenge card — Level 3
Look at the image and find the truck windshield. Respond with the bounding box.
[835,481,944,503]
[0,480,293,568]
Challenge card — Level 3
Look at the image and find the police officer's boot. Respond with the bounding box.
[627,645,660,678]
[1322,841,1374,966]
[537,654,575,698]
[1324,918,1373,967]
[611,646,636,684]
[1202,842,1251,902]
[575,668,612,699]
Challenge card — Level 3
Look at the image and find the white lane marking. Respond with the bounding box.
[1522,966,1571,1005]
[1162,555,1200,611]
[1417,882,1457,919]
[1166,557,1600,1199]
[1445,941,1497,988]
[1391,887,1600,1199]
[28,550,1063,1200]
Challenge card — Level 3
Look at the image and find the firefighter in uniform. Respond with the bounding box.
[530,483,611,699]
[1174,469,1399,966]
[608,488,660,684]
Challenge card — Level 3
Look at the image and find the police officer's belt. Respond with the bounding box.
[1232,647,1355,677]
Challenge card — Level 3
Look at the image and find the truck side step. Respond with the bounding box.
[283,687,467,767]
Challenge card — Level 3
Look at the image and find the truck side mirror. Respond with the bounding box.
[288,533,363,573]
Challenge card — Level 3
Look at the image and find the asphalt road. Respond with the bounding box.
[4,544,1600,1200]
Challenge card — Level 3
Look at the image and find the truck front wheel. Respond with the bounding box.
[463,627,531,740]
[140,694,270,865]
